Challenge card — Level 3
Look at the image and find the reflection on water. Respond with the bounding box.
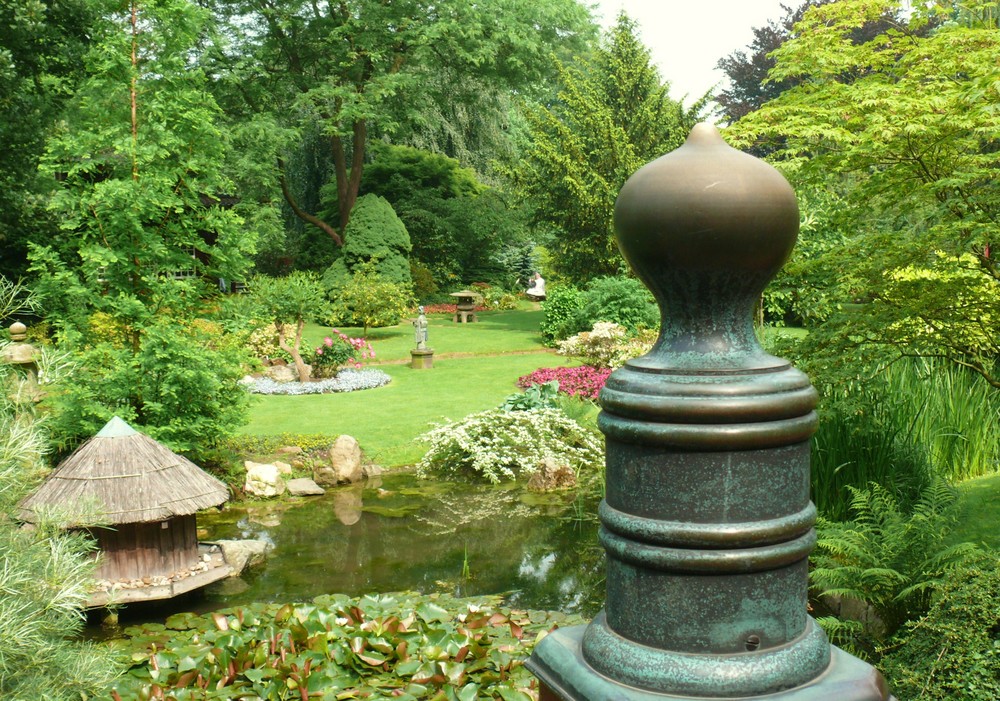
[194,472,604,617]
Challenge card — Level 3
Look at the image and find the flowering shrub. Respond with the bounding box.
[311,329,375,378]
[518,366,612,400]
[241,369,391,395]
[245,323,282,361]
[478,285,519,310]
[557,322,655,369]
[416,408,603,483]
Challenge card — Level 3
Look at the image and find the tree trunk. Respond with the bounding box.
[276,117,366,246]
[275,320,311,383]
[332,118,367,233]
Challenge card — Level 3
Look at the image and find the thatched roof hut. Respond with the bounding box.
[18,416,232,605]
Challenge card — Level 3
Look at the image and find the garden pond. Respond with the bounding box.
[142,472,604,623]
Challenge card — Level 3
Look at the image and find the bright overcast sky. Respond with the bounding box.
[592,0,791,104]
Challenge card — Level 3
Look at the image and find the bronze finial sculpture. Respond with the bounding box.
[527,123,892,701]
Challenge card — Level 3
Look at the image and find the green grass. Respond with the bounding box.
[300,308,550,364]
[948,473,1000,550]
[242,351,573,467]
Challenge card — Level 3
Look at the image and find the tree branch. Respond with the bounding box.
[277,157,343,246]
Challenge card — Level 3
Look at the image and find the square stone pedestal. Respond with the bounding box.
[410,349,434,369]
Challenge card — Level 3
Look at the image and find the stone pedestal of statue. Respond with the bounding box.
[410,349,434,369]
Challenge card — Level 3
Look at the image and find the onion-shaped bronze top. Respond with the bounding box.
[614,122,798,370]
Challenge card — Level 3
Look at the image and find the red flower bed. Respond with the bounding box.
[518,366,612,400]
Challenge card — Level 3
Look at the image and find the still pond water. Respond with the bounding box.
[187,472,604,618]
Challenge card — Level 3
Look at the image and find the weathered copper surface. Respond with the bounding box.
[526,123,893,700]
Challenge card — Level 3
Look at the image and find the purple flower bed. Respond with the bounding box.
[518,366,612,400]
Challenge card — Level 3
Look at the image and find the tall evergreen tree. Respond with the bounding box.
[517,13,707,283]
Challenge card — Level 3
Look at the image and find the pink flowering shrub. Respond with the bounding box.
[518,366,612,400]
[311,329,375,378]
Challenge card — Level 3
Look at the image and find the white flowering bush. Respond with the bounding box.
[557,322,655,369]
[416,408,603,483]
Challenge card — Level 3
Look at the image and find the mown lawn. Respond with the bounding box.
[300,306,549,363]
[949,472,1000,550]
[243,308,572,467]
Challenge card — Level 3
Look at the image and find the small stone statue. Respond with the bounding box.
[413,306,428,350]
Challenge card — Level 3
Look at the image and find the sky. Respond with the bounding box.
[591,0,792,104]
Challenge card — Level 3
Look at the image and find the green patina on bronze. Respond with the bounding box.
[526,123,893,699]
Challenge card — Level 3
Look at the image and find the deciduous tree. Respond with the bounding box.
[730,0,1000,386]
[249,272,329,382]
[28,0,254,451]
[199,0,597,246]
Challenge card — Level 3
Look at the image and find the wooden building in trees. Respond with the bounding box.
[17,416,232,606]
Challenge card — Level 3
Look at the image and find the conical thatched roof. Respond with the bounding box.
[18,416,229,525]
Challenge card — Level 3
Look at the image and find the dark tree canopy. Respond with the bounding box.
[0,0,95,278]
[199,0,597,248]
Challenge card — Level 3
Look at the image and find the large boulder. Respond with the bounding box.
[244,461,286,497]
[215,538,273,576]
[314,435,364,485]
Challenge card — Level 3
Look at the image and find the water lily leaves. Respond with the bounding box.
[415,602,450,623]
[495,687,533,701]
[211,612,229,631]
[164,612,202,631]
[110,592,587,701]
[274,603,295,625]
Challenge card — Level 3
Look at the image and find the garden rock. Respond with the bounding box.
[287,477,326,496]
[244,461,287,497]
[273,460,292,475]
[277,445,303,455]
[314,435,364,485]
[214,538,273,576]
[264,364,298,383]
[527,458,577,492]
